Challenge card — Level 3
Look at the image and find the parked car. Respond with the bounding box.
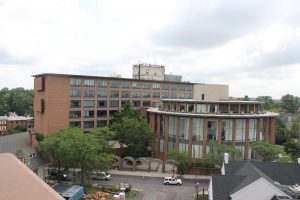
[92,171,111,180]
[46,170,71,181]
[119,182,131,192]
[163,177,182,186]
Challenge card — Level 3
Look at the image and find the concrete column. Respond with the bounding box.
[156,114,161,157]
[232,119,236,146]
[176,116,180,150]
[188,117,193,158]
[256,118,260,142]
[270,118,275,144]
[264,118,270,142]
[164,115,169,161]
[217,118,222,144]
[202,118,208,159]
[238,104,241,114]
[228,104,231,113]
[244,119,249,160]
[247,104,249,113]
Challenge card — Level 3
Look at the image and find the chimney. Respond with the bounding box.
[29,132,36,149]
[224,153,229,164]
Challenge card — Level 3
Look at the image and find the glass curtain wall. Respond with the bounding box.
[192,118,203,159]
[168,116,176,151]
[179,117,189,152]
[249,119,257,142]
[222,119,233,142]
[236,119,246,142]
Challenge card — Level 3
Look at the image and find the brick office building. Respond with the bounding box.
[148,99,278,160]
[0,112,33,135]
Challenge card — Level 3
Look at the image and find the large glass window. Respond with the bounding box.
[152,83,160,90]
[178,85,186,91]
[84,90,95,98]
[110,100,119,108]
[97,110,107,117]
[84,110,94,118]
[98,80,107,88]
[260,119,265,141]
[178,93,185,99]
[235,145,245,160]
[207,120,218,141]
[208,104,217,113]
[70,89,81,97]
[132,91,141,98]
[70,111,81,119]
[84,80,95,87]
[143,92,151,98]
[192,144,202,159]
[97,90,107,98]
[196,104,206,113]
[236,119,246,142]
[84,121,94,128]
[70,100,81,108]
[222,120,233,142]
[179,117,189,152]
[168,116,176,151]
[143,83,152,90]
[170,84,177,90]
[143,101,151,107]
[70,79,81,86]
[187,85,193,91]
[110,80,119,88]
[162,92,169,98]
[97,120,107,127]
[230,104,238,113]
[121,81,130,88]
[84,100,95,108]
[170,93,177,99]
[97,100,107,107]
[152,92,160,98]
[192,118,203,142]
[249,119,257,142]
[121,91,130,98]
[132,82,140,89]
[70,121,81,128]
[132,101,141,107]
[220,104,228,113]
[187,92,193,99]
[110,91,119,98]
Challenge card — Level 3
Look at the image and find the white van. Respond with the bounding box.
[163,177,182,185]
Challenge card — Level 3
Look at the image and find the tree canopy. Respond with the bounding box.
[281,94,299,114]
[284,141,300,162]
[256,96,274,110]
[168,150,189,176]
[250,142,280,161]
[205,143,242,165]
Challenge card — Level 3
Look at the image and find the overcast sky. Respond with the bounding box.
[0,0,299,99]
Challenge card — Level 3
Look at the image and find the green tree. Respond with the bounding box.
[287,121,300,139]
[256,96,273,110]
[112,101,140,124]
[281,94,299,114]
[275,117,288,144]
[205,143,242,165]
[243,95,250,101]
[168,150,189,176]
[250,142,280,161]
[284,140,300,162]
[0,88,9,115]
[111,117,155,158]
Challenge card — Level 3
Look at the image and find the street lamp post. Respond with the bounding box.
[194,182,200,200]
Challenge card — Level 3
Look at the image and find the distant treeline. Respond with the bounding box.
[0,87,34,116]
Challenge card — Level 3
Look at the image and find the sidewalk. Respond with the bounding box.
[108,169,210,180]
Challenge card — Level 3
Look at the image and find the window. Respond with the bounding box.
[152,83,160,90]
[171,84,177,90]
[109,110,118,117]
[162,84,169,90]
[249,119,257,142]
[178,85,186,91]
[110,80,119,88]
[207,120,218,141]
[132,91,141,98]
[132,101,141,107]
[121,91,130,98]
[97,100,107,107]
[143,92,151,98]
[192,118,203,142]
[110,91,119,98]
[121,81,130,88]
[170,93,177,99]
[178,93,185,99]
[97,120,107,127]
[70,79,81,86]
[84,110,94,118]
[98,80,107,88]
[162,92,169,98]
[84,121,94,128]
[201,94,205,100]
[97,90,107,98]
[187,93,192,99]
[70,100,81,108]
[97,110,107,117]
[70,89,81,97]
[70,121,81,128]
[84,100,95,108]
[196,104,206,113]
[84,90,95,97]
[222,120,233,142]
[152,92,160,98]
[84,80,95,87]
[236,119,246,142]
[143,101,151,107]
[110,100,119,108]
[187,85,193,91]
[132,82,140,89]
[121,100,130,106]
[70,111,81,119]
[143,83,152,90]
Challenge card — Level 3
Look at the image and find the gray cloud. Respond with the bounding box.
[152,0,269,49]
[0,48,38,65]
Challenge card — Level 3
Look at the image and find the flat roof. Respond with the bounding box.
[32,73,195,85]
[147,108,279,118]
[0,153,64,200]
[162,99,263,104]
